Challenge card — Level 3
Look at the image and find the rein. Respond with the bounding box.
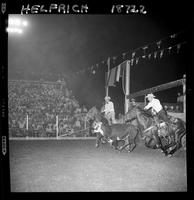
[143,125,156,133]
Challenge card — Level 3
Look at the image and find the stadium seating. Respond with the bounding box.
[8,80,89,138]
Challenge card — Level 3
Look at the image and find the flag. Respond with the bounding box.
[107,57,111,67]
[113,56,117,63]
[154,51,157,59]
[122,52,127,59]
[170,34,176,39]
[131,58,134,66]
[116,61,127,82]
[157,40,162,49]
[148,53,152,60]
[135,57,139,65]
[132,52,136,58]
[160,50,164,58]
[116,64,121,82]
[142,46,148,54]
[105,67,116,87]
[116,61,127,81]
[176,44,181,54]
[168,46,172,54]
[106,61,127,86]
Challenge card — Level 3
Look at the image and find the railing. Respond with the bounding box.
[127,75,186,115]
[9,113,95,139]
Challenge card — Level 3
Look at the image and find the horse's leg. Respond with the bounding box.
[161,128,184,156]
[128,141,136,152]
[153,132,174,155]
[118,136,131,152]
[119,141,129,151]
[145,137,155,148]
[95,133,102,148]
[127,128,138,152]
[111,139,119,150]
[166,144,179,157]
[167,130,186,156]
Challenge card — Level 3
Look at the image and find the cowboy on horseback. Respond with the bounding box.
[144,93,175,146]
[144,93,170,124]
[101,96,116,125]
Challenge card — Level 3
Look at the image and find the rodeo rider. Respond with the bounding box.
[102,96,116,125]
[144,93,171,124]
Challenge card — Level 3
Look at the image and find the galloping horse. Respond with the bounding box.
[125,106,186,156]
[86,106,139,152]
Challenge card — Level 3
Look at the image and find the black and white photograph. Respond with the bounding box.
[1,0,193,195]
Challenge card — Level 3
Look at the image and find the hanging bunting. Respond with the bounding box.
[170,34,176,39]
[67,31,183,80]
[131,58,134,66]
[92,69,96,74]
[90,65,94,74]
[168,46,172,54]
[107,57,111,66]
[132,52,136,58]
[142,46,148,54]
[148,53,152,60]
[105,67,117,87]
[135,57,139,65]
[116,64,121,82]
[122,52,127,59]
[113,56,117,63]
[154,51,157,59]
[176,44,181,54]
[160,50,164,58]
[156,40,162,49]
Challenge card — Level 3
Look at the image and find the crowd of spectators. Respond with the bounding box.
[8,80,90,138]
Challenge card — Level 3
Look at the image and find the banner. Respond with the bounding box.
[105,67,116,87]
[105,61,127,87]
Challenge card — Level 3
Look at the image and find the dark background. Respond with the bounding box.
[7,1,191,114]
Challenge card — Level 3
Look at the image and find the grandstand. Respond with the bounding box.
[8,80,91,139]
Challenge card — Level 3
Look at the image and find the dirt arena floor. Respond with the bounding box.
[9,138,187,192]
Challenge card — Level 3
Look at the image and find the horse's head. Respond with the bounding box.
[86,106,110,127]
[85,106,104,123]
[125,106,139,122]
[85,106,98,121]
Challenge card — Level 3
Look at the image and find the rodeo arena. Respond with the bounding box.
[6,15,189,192]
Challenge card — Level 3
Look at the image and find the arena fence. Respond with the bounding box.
[127,75,186,121]
[9,113,96,139]
[8,79,95,139]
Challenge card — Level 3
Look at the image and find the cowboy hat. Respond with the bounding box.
[145,93,155,98]
[104,96,111,100]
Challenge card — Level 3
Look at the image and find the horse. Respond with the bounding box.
[125,105,186,156]
[86,106,139,152]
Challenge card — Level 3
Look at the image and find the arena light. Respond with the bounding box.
[6,27,23,34]
[7,17,28,34]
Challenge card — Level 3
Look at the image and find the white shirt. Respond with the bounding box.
[144,98,162,113]
[104,101,115,114]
